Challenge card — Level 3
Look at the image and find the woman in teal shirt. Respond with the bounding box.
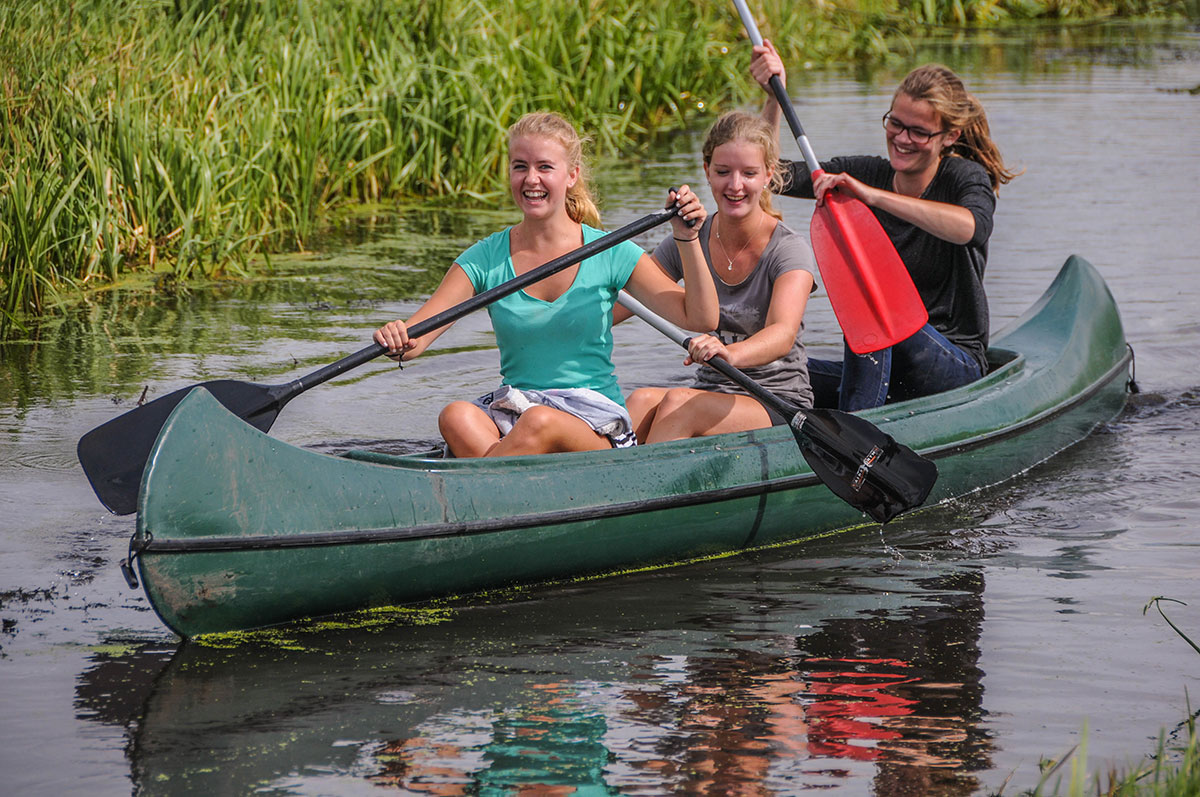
[374,111,718,457]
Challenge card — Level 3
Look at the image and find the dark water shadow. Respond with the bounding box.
[75,527,997,795]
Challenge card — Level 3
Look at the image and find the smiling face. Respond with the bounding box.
[508,134,579,221]
[703,139,772,221]
[885,92,961,179]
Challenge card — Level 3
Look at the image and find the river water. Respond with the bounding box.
[2,22,1199,796]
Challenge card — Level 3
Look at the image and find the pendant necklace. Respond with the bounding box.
[714,213,763,272]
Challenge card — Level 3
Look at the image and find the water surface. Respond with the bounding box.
[2,22,1199,795]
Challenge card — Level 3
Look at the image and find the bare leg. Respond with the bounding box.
[488,405,612,457]
[626,387,668,443]
[644,388,772,443]
[439,401,503,458]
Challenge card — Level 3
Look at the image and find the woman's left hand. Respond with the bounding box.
[684,333,730,367]
[667,184,707,239]
[813,171,879,207]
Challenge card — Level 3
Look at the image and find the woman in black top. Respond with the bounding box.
[751,43,1019,411]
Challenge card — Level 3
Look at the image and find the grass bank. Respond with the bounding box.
[998,598,1200,796]
[1012,716,1200,796]
[0,0,1187,337]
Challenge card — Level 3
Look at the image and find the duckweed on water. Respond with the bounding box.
[189,520,874,650]
[193,604,458,650]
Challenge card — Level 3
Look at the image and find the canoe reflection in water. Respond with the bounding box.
[76,552,995,794]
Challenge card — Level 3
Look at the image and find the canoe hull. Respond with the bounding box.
[135,256,1132,637]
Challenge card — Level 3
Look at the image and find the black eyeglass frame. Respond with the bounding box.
[881,112,949,145]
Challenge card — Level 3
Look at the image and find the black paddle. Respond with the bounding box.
[79,205,682,515]
[617,291,937,523]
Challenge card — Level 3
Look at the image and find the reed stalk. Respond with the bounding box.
[0,0,1188,336]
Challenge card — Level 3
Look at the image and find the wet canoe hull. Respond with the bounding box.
[134,256,1132,637]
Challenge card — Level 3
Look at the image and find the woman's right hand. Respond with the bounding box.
[684,333,731,368]
[374,319,414,360]
[811,170,880,208]
[668,184,707,238]
[749,39,786,92]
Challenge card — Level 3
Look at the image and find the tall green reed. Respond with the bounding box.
[0,0,1189,337]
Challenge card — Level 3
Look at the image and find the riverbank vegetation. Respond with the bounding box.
[1004,597,1200,796]
[0,0,1190,337]
[1016,720,1200,796]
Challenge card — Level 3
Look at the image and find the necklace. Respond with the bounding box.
[714,213,763,272]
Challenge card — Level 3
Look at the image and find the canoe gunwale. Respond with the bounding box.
[135,347,1132,557]
[922,346,1131,462]
[137,460,827,553]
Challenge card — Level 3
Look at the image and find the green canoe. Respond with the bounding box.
[130,255,1133,638]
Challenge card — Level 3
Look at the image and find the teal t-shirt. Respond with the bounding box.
[455,225,644,406]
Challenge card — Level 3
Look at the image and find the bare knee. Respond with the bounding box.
[627,388,659,419]
[438,401,479,435]
[439,401,498,457]
[510,405,560,441]
[627,387,664,440]
[496,405,608,456]
[643,388,707,443]
[657,388,696,416]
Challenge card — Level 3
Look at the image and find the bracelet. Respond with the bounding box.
[674,235,699,242]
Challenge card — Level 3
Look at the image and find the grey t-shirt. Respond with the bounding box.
[652,216,818,408]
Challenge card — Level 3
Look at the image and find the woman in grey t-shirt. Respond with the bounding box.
[615,111,818,443]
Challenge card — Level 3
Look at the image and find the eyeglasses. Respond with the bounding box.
[882,112,947,145]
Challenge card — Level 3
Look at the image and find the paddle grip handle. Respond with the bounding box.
[731,0,822,174]
[290,206,680,395]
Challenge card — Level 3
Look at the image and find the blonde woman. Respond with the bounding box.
[618,111,818,443]
[374,112,718,457]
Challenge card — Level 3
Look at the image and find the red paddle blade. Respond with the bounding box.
[810,192,928,354]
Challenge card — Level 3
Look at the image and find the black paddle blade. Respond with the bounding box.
[77,381,282,515]
[791,408,938,523]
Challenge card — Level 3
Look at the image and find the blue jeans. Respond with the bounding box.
[809,324,984,412]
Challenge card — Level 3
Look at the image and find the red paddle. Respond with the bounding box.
[732,0,928,354]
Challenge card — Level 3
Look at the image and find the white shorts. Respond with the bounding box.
[472,385,637,449]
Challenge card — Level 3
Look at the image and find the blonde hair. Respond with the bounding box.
[701,111,784,221]
[506,112,602,228]
[896,64,1021,193]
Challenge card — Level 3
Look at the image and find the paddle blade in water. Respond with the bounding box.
[790,407,938,523]
[77,381,282,515]
[810,191,929,355]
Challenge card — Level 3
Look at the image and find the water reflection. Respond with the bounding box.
[74,535,995,794]
[12,19,1200,795]
[0,205,507,417]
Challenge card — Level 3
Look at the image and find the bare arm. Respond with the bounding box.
[812,172,977,245]
[623,186,719,331]
[870,190,977,245]
[750,40,784,141]
[372,264,476,360]
[686,269,813,368]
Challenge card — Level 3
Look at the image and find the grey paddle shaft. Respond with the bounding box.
[731,0,821,176]
[617,291,799,421]
[617,291,692,348]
